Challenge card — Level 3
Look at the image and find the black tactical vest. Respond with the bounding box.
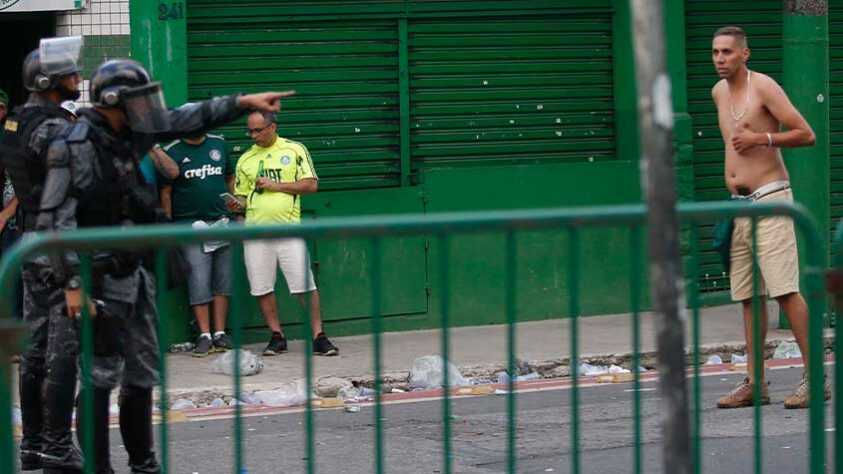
[68,112,161,228]
[0,104,68,214]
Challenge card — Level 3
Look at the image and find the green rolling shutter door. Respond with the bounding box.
[408,6,615,168]
[685,0,782,292]
[186,4,402,191]
[831,3,843,255]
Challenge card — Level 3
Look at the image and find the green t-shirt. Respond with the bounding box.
[161,134,235,221]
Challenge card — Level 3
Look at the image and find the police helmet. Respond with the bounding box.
[23,37,83,93]
[22,49,81,92]
[90,59,171,133]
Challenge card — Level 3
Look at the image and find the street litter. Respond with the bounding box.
[578,363,630,376]
[773,341,802,359]
[170,398,195,410]
[497,371,542,383]
[705,355,723,365]
[345,405,361,413]
[598,373,635,383]
[457,386,495,396]
[315,398,344,408]
[254,382,309,407]
[238,393,261,405]
[408,355,468,389]
[337,386,377,401]
[731,353,747,363]
[210,349,264,376]
[209,398,226,408]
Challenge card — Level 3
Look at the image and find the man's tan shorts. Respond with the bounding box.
[730,188,800,301]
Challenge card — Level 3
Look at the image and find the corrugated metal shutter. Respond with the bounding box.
[186,5,401,190]
[408,7,615,168]
[831,3,843,255]
[685,0,782,292]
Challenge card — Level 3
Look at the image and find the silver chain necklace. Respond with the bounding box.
[729,69,751,121]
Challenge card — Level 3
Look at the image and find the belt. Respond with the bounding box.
[731,180,790,202]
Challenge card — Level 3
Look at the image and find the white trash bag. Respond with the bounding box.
[408,355,468,389]
[773,341,802,359]
[211,349,264,377]
[254,382,309,407]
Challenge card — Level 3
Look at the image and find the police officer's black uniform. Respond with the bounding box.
[40,59,258,474]
[0,44,84,472]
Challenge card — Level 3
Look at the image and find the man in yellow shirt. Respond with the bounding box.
[233,110,338,356]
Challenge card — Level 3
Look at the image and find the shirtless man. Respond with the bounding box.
[710,26,829,409]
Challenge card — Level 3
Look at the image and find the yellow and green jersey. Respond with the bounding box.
[235,135,318,225]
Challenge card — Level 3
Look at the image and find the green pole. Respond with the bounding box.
[664,0,694,205]
[782,0,829,328]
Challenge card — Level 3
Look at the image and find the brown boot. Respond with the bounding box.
[784,372,832,409]
[716,377,770,408]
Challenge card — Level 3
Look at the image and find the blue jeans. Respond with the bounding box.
[183,244,232,306]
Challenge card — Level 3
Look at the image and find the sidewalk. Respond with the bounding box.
[158,303,811,404]
[9,303,818,406]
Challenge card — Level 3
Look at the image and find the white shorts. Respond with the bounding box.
[243,238,317,296]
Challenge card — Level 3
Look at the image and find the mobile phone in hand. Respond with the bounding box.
[219,192,244,211]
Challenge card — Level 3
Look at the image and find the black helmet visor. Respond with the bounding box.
[122,82,171,133]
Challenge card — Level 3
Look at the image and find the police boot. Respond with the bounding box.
[41,358,83,474]
[18,365,44,470]
[75,388,115,474]
[119,385,161,474]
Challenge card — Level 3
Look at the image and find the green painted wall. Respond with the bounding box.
[165,0,638,343]
[133,0,832,343]
[130,0,187,106]
[832,2,843,255]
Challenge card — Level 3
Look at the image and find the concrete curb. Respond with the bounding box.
[157,334,835,406]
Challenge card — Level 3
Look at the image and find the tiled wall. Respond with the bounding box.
[56,0,131,105]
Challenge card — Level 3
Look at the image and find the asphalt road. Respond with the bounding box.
[20,366,834,473]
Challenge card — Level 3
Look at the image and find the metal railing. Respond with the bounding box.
[0,201,830,473]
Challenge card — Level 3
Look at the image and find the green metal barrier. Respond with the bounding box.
[0,201,829,473]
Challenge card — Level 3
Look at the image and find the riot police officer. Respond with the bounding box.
[0,37,84,472]
[38,58,291,474]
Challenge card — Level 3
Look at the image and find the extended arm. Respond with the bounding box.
[150,146,180,180]
[153,92,295,144]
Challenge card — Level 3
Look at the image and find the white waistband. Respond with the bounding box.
[732,180,790,201]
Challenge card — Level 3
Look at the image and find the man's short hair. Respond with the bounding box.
[251,109,276,126]
[713,26,748,48]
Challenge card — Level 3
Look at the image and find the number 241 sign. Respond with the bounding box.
[158,2,184,20]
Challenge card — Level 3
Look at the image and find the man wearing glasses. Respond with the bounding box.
[230,110,338,357]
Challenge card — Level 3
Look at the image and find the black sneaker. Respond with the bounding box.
[313,333,339,356]
[213,333,232,352]
[192,335,213,358]
[128,454,161,474]
[20,449,42,471]
[263,332,288,356]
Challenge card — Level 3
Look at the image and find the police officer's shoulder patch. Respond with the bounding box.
[66,123,90,143]
[4,120,18,132]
